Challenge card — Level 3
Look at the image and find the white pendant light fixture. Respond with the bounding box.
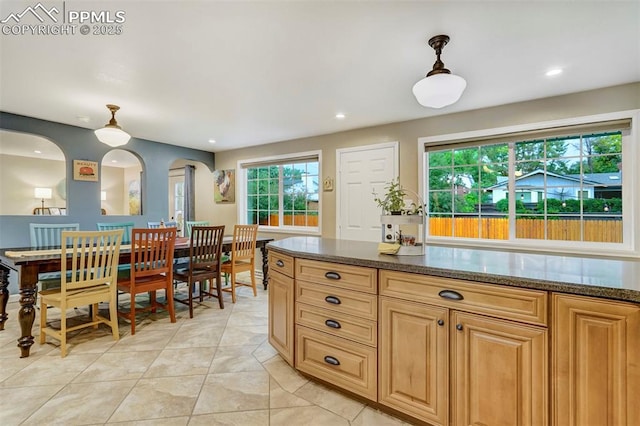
[412,35,467,109]
[94,104,131,147]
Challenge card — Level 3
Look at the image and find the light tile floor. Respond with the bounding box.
[0,275,413,425]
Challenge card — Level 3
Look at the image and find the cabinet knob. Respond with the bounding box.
[325,295,341,305]
[276,260,285,267]
[456,323,463,331]
[325,319,342,329]
[437,319,445,326]
[324,355,340,366]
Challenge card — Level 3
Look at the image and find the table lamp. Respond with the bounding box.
[34,187,52,211]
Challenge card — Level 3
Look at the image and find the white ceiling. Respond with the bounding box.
[0,1,638,153]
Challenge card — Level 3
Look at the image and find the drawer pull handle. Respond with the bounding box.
[324,355,340,366]
[325,319,341,329]
[325,296,341,305]
[438,289,464,301]
[456,323,463,331]
[325,271,341,280]
[276,260,285,267]
[437,319,445,327]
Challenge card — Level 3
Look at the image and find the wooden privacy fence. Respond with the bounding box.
[429,217,622,243]
[261,214,319,227]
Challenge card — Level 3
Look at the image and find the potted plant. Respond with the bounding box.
[373,178,406,214]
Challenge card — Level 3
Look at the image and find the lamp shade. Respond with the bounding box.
[34,187,52,199]
[412,73,467,109]
[94,127,131,147]
[95,104,131,147]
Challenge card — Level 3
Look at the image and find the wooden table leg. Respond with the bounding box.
[0,265,9,331]
[261,246,269,290]
[18,264,38,358]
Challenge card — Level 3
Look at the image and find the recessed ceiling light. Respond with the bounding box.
[546,68,563,77]
[111,160,118,163]
[34,150,42,154]
[335,113,346,119]
[208,139,216,144]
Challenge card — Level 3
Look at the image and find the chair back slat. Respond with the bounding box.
[96,222,135,244]
[190,225,225,271]
[60,229,123,294]
[130,228,176,279]
[231,224,258,261]
[185,220,210,238]
[147,221,177,229]
[30,223,80,248]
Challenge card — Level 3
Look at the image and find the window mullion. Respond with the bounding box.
[508,142,516,240]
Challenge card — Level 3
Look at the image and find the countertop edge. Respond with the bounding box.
[267,243,640,304]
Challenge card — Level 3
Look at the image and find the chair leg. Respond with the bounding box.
[60,304,67,357]
[39,298,47,344]
[92,303,99,328]
[230,273,237,304]
[216,273,224,309]
[130,295,136,335]
[167,287,176,323]
[250,267,257,297]
[188,281,194,319]
[108,298,119,341]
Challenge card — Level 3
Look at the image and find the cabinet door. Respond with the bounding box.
[379,297,449,426]
[268,270,294,365]
[552,293,640,426]
[451,311,548,426]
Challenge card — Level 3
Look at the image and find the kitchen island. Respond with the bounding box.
[267,236,639,426]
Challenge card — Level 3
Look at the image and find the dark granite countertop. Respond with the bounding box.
[268,237,640,304]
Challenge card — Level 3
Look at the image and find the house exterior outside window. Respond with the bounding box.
[237,151,321,234]
[421,112,636,255]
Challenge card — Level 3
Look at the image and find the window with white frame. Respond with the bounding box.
[422,114,635,253]
[238,151,320,233]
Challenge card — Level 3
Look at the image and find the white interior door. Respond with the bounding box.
[336,142,398,241]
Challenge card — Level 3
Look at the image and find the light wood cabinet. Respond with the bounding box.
[552,293,640,426]
[379,271,548,426]
[379,297,449,426]
[451,311,548,426]
[267,248,640,426]
[268,254,295,366]
[296,326,377,400]
[294,258,378,401]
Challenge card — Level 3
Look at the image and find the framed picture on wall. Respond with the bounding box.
[214,169,235,203]
[73,160,99,182]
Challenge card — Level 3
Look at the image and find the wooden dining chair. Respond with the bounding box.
[117,228,177,335]
[174,225,225,317]
[185,220,209,238]
[221,224,259,303]
[39,229,123,357]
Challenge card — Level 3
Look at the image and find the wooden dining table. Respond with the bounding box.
[0,235,274,358]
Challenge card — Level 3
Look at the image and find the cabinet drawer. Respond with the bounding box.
[296,258,377,294]
[380,270,547,326]
[296,281,377,321]
[296,302,377,347]
[269,252,294,278]
[296,326,377,401]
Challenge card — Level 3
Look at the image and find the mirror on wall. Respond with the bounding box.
[101,149,143,215]
[0,130,67,215]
